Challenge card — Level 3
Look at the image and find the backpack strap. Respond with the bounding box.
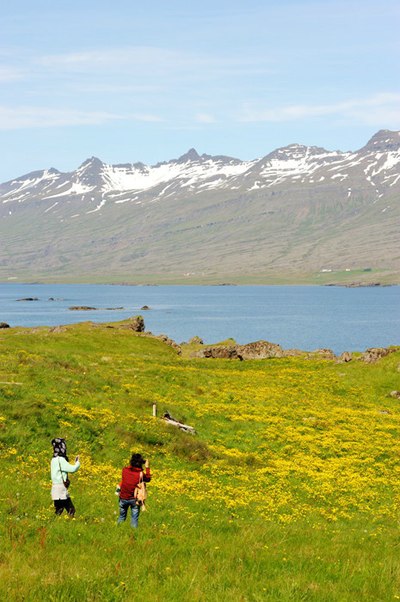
[58,457,65,480]
[58,457,69,487]
[140,470,147,511]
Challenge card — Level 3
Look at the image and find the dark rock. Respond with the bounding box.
[69,306,97,311]
[141,305,151,310]
[236,340,284,360]
[194,339,283,360]
[16,297,39,301]
[362,347,395,363]
[344,282,382,288]
[0,322,10,328]
[310,348,336,360]
[154,333,181,352]
[201,346,239,359]
[282,348,305,357]
[105,307,124,310]
[127,315,145,332]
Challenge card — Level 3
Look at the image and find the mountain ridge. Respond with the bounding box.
[5,128,399,184]
[0,130,399,283]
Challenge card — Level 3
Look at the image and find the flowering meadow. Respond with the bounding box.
[0,320,400,600]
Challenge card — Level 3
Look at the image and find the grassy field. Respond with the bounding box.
[2,267,398,285]
[1,320,400,601]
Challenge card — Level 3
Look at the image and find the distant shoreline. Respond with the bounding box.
[0,280,398,288]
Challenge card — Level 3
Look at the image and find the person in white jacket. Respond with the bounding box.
[50,438,80,516]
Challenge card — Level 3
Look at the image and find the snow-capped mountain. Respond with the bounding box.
[0,149,254,214]
[1,131,400,213]
[0,130,399,282]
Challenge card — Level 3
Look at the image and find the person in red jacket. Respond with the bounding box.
[116,453,151,528]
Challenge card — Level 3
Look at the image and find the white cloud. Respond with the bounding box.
[67,83,162,94]
[129,113,164,123]
[195,113,216,124]
[0,106,121,129]
[0,66,25,83]
[238,93,400,125]
[38,47,181,70]
[0,105,164,129]
[36,46,274,80]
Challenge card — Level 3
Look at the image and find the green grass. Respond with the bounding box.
[1,321,400,600]
[1,267,398,285]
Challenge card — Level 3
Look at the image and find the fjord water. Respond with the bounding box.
[0,283,398,354]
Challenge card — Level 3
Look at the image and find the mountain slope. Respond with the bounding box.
[0,130,399,283]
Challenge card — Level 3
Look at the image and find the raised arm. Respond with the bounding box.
[144,459,151,482]
[59,455,81,473]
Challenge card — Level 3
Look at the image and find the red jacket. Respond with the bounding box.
[119,466,151,500]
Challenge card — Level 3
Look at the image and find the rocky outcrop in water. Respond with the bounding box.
[69,306,97,311]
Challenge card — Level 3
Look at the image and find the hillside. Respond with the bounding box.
[1,320,400,599]
[0,130,399,284]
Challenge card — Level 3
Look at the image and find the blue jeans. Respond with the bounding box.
[117,498,140,528]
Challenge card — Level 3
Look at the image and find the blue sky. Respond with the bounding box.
[1,0,399,181]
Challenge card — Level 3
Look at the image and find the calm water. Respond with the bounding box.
[0,283,399,354]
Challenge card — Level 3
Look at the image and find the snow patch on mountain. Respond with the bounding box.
[369,151,400,176]
[86,194,107,214]
[0,131,399,213]
[44,202,59,213]
[98,158,254,194]
[249,146,353,189]
[2,170,60,202]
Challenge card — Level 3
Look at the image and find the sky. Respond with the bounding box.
[0,0,399,181]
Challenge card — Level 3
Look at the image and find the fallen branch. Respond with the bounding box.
[163,412,196,434]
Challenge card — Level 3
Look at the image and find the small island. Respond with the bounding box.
[69,306,124,311]
[69,306,98,311]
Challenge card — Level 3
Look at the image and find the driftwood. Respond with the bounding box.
[163,412,196,434]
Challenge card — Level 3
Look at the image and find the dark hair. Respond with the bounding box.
[130,453,145,468]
